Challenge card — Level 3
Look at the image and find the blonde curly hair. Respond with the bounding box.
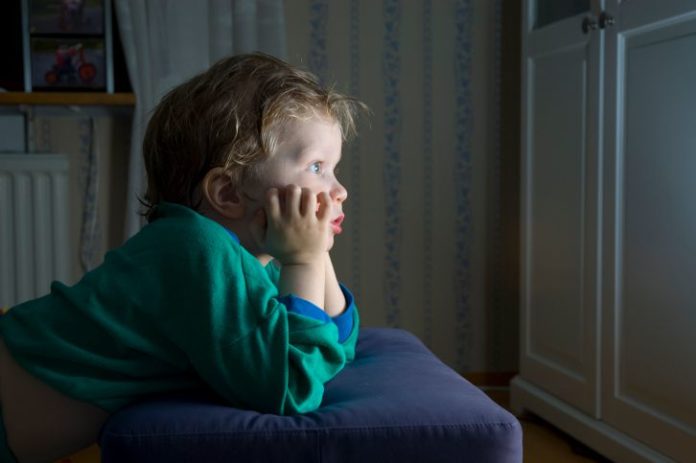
[141,52,366,221]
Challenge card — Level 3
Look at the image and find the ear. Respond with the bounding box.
[200,167,245,219]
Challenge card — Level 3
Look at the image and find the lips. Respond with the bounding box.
[331,214,345,234]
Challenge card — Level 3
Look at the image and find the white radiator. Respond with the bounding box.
[0,154,71,308]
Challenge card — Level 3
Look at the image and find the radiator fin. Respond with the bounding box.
[0,154,70,307]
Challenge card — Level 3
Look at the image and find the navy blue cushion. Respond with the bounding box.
[100,328,522,462]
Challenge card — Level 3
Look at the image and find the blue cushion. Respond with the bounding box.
[100,328,522,462]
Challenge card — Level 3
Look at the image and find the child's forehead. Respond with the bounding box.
[267,116,342,161]
[284,116,340,143]
[278,113,340,138]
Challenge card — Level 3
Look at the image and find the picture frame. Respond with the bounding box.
[30,37,106,90]
[21,0,114,92]
[29,0,105,35]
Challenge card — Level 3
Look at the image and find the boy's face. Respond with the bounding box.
[244,114,347,252]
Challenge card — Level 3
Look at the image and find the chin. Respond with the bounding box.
[325,235,335,252]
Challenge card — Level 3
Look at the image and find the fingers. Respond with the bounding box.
[266,185,329,220]
[265,187,281,221]
[316,191,331,222]
[279,185,316,218]
[284,185,301,218]
[300,187,317,217]
[260,186,333,263]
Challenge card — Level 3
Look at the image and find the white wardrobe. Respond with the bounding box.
[510,1,696,462]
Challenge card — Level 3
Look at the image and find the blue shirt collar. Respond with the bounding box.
[225,228,240,243]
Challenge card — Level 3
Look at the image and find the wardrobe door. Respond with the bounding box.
[602,1,696,460]
[519,0,603,417]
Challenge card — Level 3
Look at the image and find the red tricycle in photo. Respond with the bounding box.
[44,43,97,85]
[31,38,105,90]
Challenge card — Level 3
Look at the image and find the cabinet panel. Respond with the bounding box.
[520,3,602,417]
[516,1,696,461]
[528,49,587,374]
[603,2,696,460]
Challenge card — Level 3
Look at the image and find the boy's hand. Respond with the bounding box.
[261,185,331,265]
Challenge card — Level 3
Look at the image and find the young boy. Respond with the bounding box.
[0,53,365,463]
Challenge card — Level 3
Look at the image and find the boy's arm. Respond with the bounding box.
[263,186,328,308]
[279,261,325,309]
[270,253,345,318]
[323,252,345,317]
[137,200,347,416]
[323,252,359,357]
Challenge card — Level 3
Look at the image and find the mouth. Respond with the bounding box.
[331,214,345,234]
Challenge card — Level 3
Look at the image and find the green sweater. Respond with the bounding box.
[0,203,359,415]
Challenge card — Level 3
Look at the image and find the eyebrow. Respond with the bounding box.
[296,147,342,164]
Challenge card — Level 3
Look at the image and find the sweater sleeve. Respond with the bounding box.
[264,260,359,359]
[0,204,358,415]
[155,221,359,415]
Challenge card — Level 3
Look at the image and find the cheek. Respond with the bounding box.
[242,186,265,207]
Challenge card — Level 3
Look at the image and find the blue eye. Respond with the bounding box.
[310,162,322,174]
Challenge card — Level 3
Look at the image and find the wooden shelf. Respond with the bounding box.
[0,92,135,106]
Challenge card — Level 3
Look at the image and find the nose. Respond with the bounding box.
[331,179,348,203]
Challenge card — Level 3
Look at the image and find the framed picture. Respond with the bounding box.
[30,37,105,90]
[29,0,104,35]
[22,0,115,92]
